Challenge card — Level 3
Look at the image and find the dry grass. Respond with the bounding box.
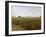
[12,16,41,31]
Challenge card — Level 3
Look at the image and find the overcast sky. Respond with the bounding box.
[11,5,41,17]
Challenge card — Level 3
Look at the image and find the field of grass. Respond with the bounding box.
[12,16,41,31]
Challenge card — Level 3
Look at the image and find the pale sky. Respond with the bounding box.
[11,5,41,17]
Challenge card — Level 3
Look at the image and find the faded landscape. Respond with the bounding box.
[12,16,41,31]
[11,5,41,31]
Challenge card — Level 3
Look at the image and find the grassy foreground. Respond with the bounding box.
[12,16,41,31]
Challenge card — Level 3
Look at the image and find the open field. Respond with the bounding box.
[12,16,41,31]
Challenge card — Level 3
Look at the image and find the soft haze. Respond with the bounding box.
[11,5,41,17]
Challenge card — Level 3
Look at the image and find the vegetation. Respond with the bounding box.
[12,16,41,31]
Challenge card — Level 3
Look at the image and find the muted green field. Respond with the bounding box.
[12,16,41,31]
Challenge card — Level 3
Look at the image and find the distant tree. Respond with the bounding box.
[28,16,30,18]
[18,16,21,18]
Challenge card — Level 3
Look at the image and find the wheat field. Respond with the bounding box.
[12,16,41,31]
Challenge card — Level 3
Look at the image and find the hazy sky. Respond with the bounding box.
[11,5,41,17]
